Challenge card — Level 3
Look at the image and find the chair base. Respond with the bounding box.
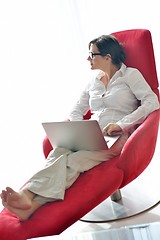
[81,157,160,223]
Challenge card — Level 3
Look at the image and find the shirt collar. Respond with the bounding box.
[119,63,127,75]
[111,63,126,81]
[96,63,127,81]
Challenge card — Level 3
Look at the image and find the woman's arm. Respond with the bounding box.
[69,87,90,121]
[117,69,160,132]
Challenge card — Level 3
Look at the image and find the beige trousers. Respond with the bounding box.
[25,134,128,204]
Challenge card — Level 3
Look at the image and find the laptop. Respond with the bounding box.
[42,120,121,152]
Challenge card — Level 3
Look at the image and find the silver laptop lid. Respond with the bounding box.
[42,120,108,152]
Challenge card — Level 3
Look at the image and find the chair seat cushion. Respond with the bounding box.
[0,158,123,240]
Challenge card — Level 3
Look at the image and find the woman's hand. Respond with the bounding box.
[102,123,122,136]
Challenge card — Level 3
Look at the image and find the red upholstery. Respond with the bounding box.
[118,109,159,188]
[112,29,159,96]
[43,135,53,158]
[0,29,159,240]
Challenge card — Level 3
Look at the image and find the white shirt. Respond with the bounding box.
[69,64,159,132]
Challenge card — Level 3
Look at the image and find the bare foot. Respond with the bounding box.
[1,187,43,221]
[2,187,32,210]
[2,200,39,221]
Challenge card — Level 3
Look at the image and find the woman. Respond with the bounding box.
[1,35,159,221]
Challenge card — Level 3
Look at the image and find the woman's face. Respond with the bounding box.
[87,43,107,71]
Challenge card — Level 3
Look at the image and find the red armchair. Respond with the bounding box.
[0,29,159,240]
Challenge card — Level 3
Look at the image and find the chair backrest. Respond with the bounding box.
[112,29,159,97]
[111,29,160,188]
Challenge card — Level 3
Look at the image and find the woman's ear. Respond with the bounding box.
[106,54,111,59]
[105,54,111,61]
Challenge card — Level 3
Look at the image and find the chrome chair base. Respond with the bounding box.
[81,152,160,223]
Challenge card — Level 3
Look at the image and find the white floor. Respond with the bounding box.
[62,199,160,237]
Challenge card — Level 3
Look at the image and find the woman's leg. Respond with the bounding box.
[0,134,128,221]
[65,133,128,189]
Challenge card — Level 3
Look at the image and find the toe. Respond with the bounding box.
[0,190,7,201]
[6,187,14,194]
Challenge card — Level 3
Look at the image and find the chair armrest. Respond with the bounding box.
[117,109,160,188]
[42,135,53,158]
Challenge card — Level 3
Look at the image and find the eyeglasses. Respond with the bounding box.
[89,52,111,60]
[89,52,103,59]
